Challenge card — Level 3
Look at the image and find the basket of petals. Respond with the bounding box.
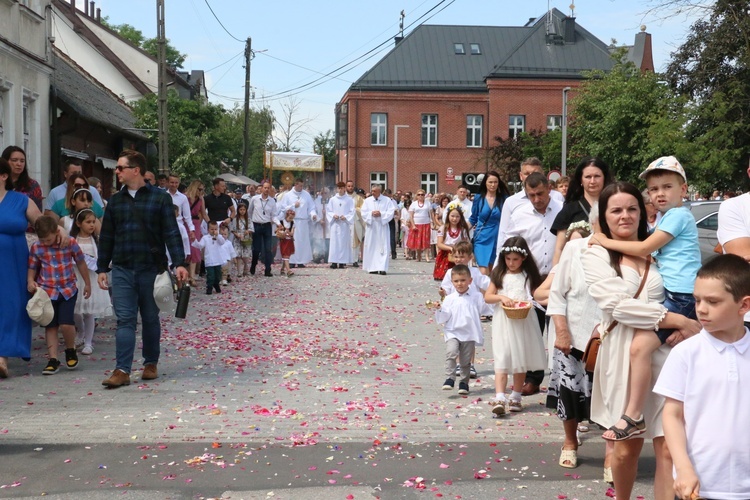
[502,301,532,319]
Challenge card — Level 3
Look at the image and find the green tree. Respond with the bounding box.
[101,17,186,69]
[666,0,750,191]
[568,53,694,184]
[313,130,336,165]
[482,129,563,189]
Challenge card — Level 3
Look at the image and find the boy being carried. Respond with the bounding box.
[432,264,485,396]
[654,254,750,500]
[28,216,91,375]
[590,156,701,440]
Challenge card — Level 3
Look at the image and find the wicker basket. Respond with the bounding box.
[502,303,532,319]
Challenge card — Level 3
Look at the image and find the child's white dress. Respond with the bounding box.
[491,271,546,373]
[74,236,112,316]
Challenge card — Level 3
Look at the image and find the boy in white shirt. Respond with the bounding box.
[654,254,750,500]
[191,221,225,295]
[219,223,236,285]
[433,264,485,396]
[168,205,190,269]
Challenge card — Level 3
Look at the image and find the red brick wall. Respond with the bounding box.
[337,80,581,193]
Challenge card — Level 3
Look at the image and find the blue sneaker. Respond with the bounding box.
[442,378,455,390]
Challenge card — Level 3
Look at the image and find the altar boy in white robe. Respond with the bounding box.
[276,179,318,268]
[361,184,395,275]
[326,181,354,269]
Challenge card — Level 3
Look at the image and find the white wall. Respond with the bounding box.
[0,0,52,191]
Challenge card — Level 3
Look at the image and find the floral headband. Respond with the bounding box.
[565,220,592,239]
[500,246,527,256]
[445,200,464,214]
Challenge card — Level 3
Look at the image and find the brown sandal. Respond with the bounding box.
[603,414,646,441]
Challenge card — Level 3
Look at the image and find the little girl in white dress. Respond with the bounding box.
[484,236,547,416]
[71,209,111,354]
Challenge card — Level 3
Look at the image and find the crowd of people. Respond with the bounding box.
[2,144,750,499]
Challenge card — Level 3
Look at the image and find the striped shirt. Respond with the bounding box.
[28,238,84,300]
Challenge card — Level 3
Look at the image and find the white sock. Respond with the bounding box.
[495,393,506,401]
[510,391,522,401]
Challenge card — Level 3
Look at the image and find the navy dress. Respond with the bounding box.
[0,191,32,357]
[469,194,505,268]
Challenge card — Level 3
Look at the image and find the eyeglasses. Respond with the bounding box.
[115,165,136,172]
[417,193,425,196]
[74,183,86,188]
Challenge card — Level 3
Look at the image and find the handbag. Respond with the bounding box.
[582,257,651,373]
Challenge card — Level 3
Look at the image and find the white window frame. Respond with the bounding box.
[509,115,525,139]
[466,115,483,148]
[370,113,387,146]
[421,114,438,147]
[0,78,13,151]
[470,43,481,55]
[454,43,465,55]
[370,172,387,191]
[421,173,438,195]
[22,88,39,168]
[547,115,562,131]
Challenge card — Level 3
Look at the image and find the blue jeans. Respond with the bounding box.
[111,266,161,373]
[656,289,696,343]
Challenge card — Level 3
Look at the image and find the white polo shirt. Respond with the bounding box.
[718,193,750,322]
[498,196,563,275]
[653,329,750,500]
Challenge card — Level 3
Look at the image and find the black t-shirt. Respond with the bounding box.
[550,198,592,235]
[204,192,233,222]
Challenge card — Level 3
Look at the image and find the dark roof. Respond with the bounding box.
[53,50,146,139]
[349,9,617,92]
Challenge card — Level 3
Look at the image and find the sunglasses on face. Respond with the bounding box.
[115,165,136,172]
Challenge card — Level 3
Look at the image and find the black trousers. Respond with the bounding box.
[525,307,547,386]
[251,222,273,270]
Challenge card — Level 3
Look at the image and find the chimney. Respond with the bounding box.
[70,0,75,11]
[89,1,94,18]
[394,35,403,46]
[562,16,576,44]
[633,28,654,72]
[96,7,101,22]
[84,0,88,15]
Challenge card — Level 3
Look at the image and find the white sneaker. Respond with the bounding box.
[220,280,229,285]
[81,345,93,355]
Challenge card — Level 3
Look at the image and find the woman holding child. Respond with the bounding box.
[582,182,699,500]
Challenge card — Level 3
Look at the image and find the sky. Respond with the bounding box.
[88,0,703,152]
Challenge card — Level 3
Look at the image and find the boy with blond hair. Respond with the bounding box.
[591,156,701,440]
[28,216,91,375]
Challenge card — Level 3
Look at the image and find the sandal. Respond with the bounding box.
[602,414,646,441]
[559,447,577,468]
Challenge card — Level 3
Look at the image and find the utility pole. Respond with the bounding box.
[156,0,169,175]
[242,37,252,176]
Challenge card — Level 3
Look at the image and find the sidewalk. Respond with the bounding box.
[0,258,655,498]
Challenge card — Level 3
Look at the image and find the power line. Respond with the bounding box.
[259,0,455,101]
[257,52,352,84]
[205,50,244,73]
[202,0,244,43]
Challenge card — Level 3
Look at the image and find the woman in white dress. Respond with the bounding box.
[583,182,700,500]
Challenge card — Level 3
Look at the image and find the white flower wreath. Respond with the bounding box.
[499,246,527,256]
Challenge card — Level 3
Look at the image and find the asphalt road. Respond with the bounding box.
[0,258,657,499]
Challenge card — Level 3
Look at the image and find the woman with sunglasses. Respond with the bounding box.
[49,174,105,219]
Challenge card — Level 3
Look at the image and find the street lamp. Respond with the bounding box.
[561,87,571,177]
[393,124,409,192]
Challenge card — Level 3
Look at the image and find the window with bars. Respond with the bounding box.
[421,114,438,147]
[370,113,387,146]
[466,115,482,147]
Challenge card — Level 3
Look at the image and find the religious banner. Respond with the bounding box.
[264,151,323,172]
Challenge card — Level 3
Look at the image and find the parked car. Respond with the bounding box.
[684,200,722,263]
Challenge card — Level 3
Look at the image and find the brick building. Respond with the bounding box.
[335,9,653,193]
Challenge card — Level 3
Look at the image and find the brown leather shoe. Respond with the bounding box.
[520,382,540,396]
[142,364,158,380]
[102,369,130,388]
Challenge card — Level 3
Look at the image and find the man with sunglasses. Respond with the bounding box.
[96,150,188,389]
[44,158,104,221]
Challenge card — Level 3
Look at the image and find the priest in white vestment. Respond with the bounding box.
[276,179,318,266]
[326,182,354,268]
[361,184,395,274]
